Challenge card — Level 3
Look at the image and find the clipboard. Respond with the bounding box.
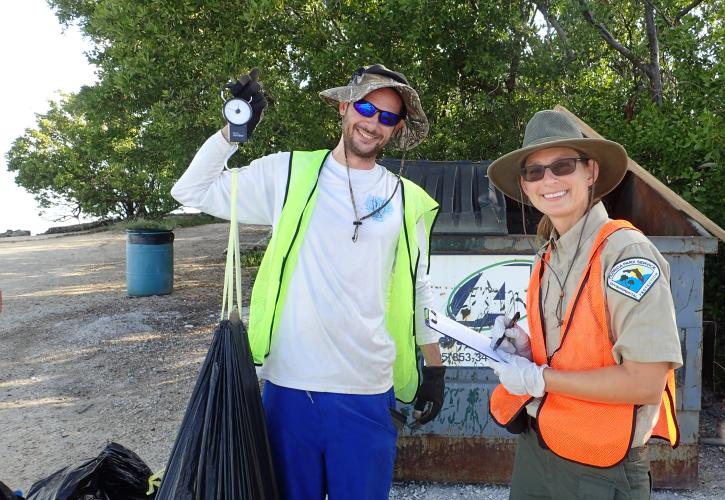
[425,308,506,363]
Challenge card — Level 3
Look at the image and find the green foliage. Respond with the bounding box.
[165,214,225,228]
[115,213,221,231]
[121,218,176,231]
[6,86,180,219]
[240,249,265,268]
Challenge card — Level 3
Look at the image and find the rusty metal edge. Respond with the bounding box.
[395,436,698,490]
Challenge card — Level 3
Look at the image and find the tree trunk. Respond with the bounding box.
[644,1,663,106]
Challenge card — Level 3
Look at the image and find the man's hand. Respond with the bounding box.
[226,67,268,138]
[485,351,547,397]
[413,365,446,424]
[490,315,532,360]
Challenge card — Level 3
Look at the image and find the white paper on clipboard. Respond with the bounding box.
[425,308,506,363]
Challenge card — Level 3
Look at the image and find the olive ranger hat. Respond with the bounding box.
[319,64,429,150]
[487,110,629,204]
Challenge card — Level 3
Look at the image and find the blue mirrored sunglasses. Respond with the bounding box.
[352,100,404,127]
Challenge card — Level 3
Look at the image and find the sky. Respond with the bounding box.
[0,1,97,235]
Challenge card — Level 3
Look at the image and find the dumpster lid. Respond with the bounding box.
[381,159,508,235]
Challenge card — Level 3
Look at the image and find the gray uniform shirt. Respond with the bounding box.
[525,202,683,447]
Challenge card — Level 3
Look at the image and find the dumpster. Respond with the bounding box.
[126,229,174,296]
[383,107,723,489]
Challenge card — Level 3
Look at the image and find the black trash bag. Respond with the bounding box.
[0,480,25,500]
[155,316,278,499]
[25,442,154,500]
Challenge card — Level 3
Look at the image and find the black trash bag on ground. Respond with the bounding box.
[0,480,25,500]
[25,442,154,500]
[155,316,278,499]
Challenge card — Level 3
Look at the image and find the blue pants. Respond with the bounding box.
[262,382,398,500]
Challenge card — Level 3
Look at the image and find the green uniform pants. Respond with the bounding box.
[510,426,652,500]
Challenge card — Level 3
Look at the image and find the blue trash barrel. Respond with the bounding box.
[126,229,174,296]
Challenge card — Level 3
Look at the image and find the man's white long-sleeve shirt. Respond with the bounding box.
[172,131,439,394]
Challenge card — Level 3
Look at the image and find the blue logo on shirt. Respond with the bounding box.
[607,258,660,301]
[364,195,393,221]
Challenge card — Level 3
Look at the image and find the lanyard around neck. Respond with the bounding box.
[343,148,401,242]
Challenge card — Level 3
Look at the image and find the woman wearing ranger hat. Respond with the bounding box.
[484,110,682,499]
[171,64,444,499]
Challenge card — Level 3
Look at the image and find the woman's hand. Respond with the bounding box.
[485,351,547,397]
[489,315,532,360]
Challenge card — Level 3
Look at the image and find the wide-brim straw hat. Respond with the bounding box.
[487,110,628,204]
[319,64,429,150]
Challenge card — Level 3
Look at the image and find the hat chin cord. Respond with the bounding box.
[519,182,596,327]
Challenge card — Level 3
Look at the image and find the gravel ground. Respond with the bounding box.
[1,222,722,498]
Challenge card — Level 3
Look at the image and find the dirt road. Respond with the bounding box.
[0,223,268,491]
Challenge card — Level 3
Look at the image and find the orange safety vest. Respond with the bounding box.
[489,220,679,468]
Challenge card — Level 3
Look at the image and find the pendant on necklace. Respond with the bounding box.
[352,221,362,242]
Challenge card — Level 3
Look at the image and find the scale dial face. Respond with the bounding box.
[223,98,252,125]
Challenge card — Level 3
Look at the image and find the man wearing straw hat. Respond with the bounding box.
[171,64,444,499]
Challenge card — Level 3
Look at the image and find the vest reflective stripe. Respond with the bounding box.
[489,220,679,467]
[247,150,439,402]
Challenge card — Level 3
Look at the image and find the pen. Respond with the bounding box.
[492,311,521,351]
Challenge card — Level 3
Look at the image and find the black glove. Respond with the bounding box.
[227,67,268,137]
[413,365,446,425]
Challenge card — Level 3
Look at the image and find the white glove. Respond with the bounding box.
[485,351,547,398]
[490,315,532,360]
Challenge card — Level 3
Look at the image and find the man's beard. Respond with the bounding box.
[342,122,388,160]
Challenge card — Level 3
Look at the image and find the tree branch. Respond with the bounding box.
[644,1,663,106]
[506,2,535,93]
[532,0,575,60]
[647,1,676,26]
[674,0,705,24]
[578,0,650,76]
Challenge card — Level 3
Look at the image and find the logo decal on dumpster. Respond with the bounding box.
[429,256,533,367]
[446,259,531,330]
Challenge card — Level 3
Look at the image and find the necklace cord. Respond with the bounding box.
[343,146,402,242]
[541,186,596,326]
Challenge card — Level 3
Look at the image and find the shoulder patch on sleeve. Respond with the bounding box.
[607,257,661,301]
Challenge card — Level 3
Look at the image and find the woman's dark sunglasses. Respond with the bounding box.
[520,157,588,182]
[352,100,404,127]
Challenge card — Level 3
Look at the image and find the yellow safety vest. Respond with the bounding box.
[247,150,439,402]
